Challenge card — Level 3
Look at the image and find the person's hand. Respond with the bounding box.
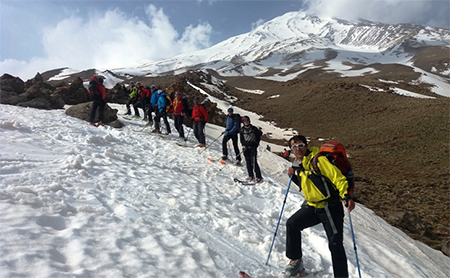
[344,199,355,212]
[223,131,228,135]
[288,167,295,176]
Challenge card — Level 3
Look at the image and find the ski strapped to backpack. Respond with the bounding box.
[310,142,354,199]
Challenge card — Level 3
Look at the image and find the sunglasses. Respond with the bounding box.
[291,143,306,150]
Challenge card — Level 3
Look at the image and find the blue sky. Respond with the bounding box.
[1,0,449,80]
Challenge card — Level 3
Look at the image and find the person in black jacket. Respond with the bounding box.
[239,116,263,182]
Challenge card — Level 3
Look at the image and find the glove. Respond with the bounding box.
[223,131,228,135]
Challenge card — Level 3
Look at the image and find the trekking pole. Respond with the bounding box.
[266,175,293,266]
[348,211,362,278]
[200,133,223,154]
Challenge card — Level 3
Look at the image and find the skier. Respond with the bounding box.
[172,91,189,139]
[221,107,241,164]
[152,90,171,135]
[191,98,208,147]
[239,116,263,182]
[132,81,147,119]
[88,76,106,126]
[284,135,355,278]
[125,81,138,116]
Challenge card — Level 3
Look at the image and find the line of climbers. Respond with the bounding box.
[124,81,264,183]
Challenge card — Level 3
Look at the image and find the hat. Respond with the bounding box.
[136,81,141,84]
[242,116,250,123]
[130,81,134,84]
[151,85,156,88]
[227,106,233,112]
[175,91,180,95]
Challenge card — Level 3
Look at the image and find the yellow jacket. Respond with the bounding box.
[129,86,138,98]
[295,147,349,208]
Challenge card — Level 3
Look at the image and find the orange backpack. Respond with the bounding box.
[311,142,354,197]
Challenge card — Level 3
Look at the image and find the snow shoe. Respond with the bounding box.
[284,259,306,278]
[221,155,228,160]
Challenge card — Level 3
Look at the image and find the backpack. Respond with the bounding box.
[311,142,354,197]
[88,77,100,95]
[165,95,173,112]
[234,113,242,131]
[201,98,212,110]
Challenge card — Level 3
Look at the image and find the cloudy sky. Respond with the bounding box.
[1,0,449,80]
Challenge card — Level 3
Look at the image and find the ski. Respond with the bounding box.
[175,142,196,148]
[239,270,322,278]
[239,271,251,278]
[233,178,256,185]
[132,122,153,132]
[207,158,227,164]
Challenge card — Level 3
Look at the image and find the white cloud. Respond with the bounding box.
[251,18,266,30]
[305,0,449,28]
[0,5,212,80]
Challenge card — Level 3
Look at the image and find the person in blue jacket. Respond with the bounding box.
[221,107,241,164]
[152,90,171,135]
[147,85,159,124]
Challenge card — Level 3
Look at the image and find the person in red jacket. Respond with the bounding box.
[88,76,106,126]
[191,98,208,147]
[172,91,189,139]
[133,81,147,119]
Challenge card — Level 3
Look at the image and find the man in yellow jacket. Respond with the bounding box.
[284,135,355,278]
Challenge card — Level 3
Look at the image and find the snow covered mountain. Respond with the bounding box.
[114,12,449,84]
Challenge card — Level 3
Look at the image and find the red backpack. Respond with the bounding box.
[311,142,354,197]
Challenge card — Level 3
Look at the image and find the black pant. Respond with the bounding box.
[89,98,105,123]
[244,148,261,179]
[133,99,146,117]
[193,121,205,144]
[222,134,241,161]
[286,203,348,278]
[154,110,171,133]
[146,106,154,122]
[174,115,185,138]
[126,98,136,114]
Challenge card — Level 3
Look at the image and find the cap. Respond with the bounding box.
[242,116,250,123]
[175,91,180,95]
[151,85,156,88]
[227,106,233,112]
[136,81,141,84]
[130,81,134,84]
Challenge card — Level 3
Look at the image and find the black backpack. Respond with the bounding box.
[88,80,100,95]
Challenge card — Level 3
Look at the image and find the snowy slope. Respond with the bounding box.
[1,103,449,278]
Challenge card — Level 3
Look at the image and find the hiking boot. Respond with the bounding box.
[162,132,169,135]
[89,122,95,126]
[97,121,103,126]
[255,178,263,183]
[151,129,160,133]
[146,121,153,126]
[235,161,242,166]
[284,259,306,278]
[221,155,228,160]
[247,177,254,182]
[197,144,206,147]
[131,115,140,118]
